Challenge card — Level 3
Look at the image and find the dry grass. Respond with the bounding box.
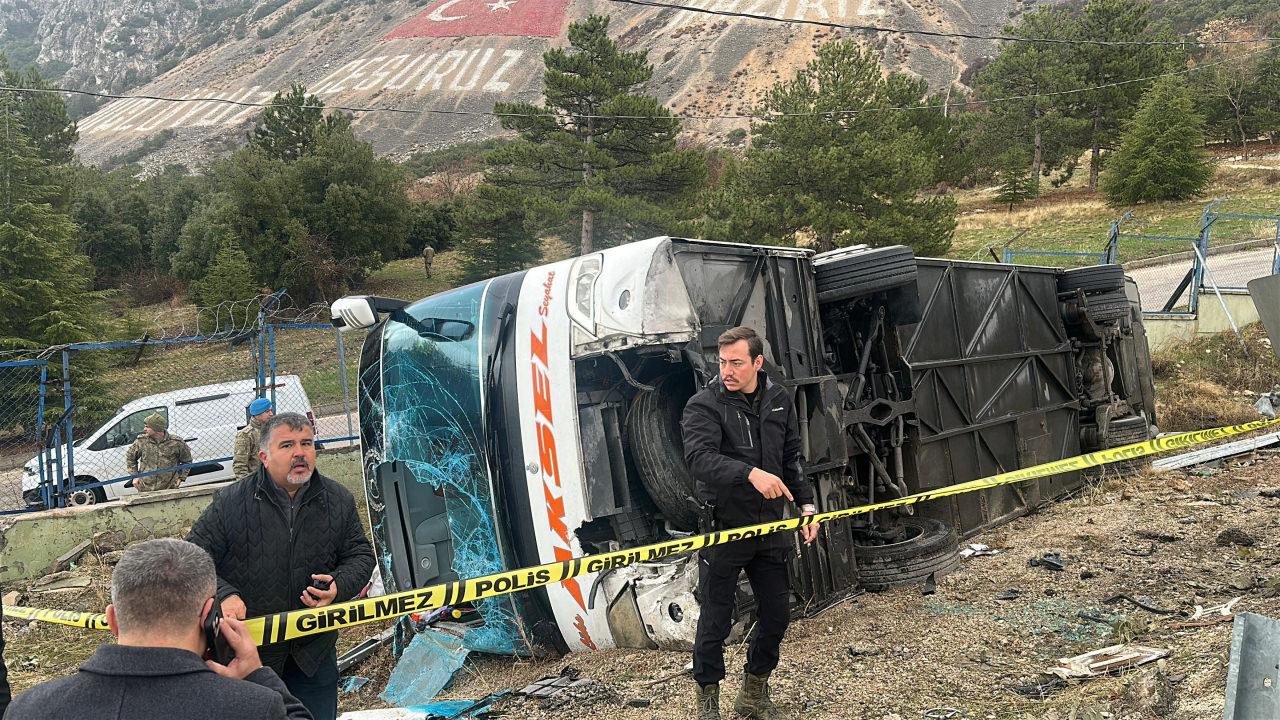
[1151,323,1280,432]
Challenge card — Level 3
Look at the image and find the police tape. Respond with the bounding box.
[6,605,109,631]
[8,416,1280,644]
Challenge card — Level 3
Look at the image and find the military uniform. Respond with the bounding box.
[232,416,265,479]
[422,245,436,278]
[126,433,193,492]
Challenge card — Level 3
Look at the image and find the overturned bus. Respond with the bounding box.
[332,237,1157,657]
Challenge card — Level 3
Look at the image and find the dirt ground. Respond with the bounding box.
[6,454,1280,720]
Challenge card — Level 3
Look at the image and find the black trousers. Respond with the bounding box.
[692,539,791,686]
[283,645,339,720]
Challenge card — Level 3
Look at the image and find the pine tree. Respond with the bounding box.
[456,186,542,284]
[249,83,351,162]
[705,40,956,255]
[995,166,1039,212]
[1,57,78,165]
[0,91,101,350]
[973,8,1088,188]
[1073,0,1179,190]
[488,15,703,254]
[1102,76,1212,205]
[190,236,257,333]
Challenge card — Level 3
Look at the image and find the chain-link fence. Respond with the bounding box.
[5,292,361,512]
[0,361,48,513]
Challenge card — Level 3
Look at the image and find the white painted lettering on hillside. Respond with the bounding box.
[658,0,884,33]
[79,46,526,138]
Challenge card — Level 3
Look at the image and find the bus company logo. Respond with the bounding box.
[384,0,571,39]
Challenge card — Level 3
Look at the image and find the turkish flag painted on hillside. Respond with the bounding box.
[383,0,571,39]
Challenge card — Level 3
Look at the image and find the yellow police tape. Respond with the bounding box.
[8,416,1280,644]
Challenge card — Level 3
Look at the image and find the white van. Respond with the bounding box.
[22,375,316,506]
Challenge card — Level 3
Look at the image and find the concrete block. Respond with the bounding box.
[0,482,231,584]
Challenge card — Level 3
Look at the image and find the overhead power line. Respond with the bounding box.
[0,46,1261,123]
[604,0,1280,47]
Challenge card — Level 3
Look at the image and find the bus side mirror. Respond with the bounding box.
[331,296,408,331]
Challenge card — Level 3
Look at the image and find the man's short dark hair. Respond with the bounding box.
[260,411,313,450]
[717,326,764,360]
[112,538,215,634]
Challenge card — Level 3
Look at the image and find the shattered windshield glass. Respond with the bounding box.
[373,282,528,655]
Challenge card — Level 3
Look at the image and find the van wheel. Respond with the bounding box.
[69,477,107,506]
[626,372,699,531]
[855,517,960,590]
[813,246,918,304]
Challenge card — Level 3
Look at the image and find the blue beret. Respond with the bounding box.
[248,397,273,416]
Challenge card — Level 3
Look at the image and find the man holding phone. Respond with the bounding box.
[188,413,374,720]
[5,539,311,720]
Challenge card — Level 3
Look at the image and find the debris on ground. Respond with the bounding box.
[1008,676,1068,700]
[959,543,1001,559]
[1049,644,1170,679]
[341,676,371,693]
[1103,594,1178,615]
[1028,552,1066,571]
[1135,530,1182,543]
[380,631,469,708]
[1215,528,1259,547]
[1123,668,1178,718]
[517,669,594,699]
[994,589,1022,601]
[28,571,91,594]
[52,539,93,573]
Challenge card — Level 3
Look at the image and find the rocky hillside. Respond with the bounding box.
[4,0,1038,168]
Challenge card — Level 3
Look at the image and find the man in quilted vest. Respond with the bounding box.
[188,412,374,720]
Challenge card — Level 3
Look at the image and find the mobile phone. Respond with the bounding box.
[202,602,235,665]
[305,577,331,602]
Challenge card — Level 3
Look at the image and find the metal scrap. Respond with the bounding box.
[1103,594,1179,615]
[1223,612,1280,719]
[517,669,594,699]
[1008,677,1068,700]
[1028,553,1065,572]
[1047,644,1169,679]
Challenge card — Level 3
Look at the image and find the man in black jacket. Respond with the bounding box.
[6,538,311,720]
[188,412,374,720]
[682,326,818,720]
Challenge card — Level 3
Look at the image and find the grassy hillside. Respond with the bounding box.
[950,158,1280,266]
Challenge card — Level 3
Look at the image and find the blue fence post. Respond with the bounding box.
[1193,210,1211,315]
[50,426,63,509]
[60,350,74,504]
[1272,216,1280,276]
[268,323,277,407]
[1107,221,1119,264]
[35,364,47,508]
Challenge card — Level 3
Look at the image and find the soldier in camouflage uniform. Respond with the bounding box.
[422,244,436,278]
[233,397,273,479]
[125,413,193,492]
